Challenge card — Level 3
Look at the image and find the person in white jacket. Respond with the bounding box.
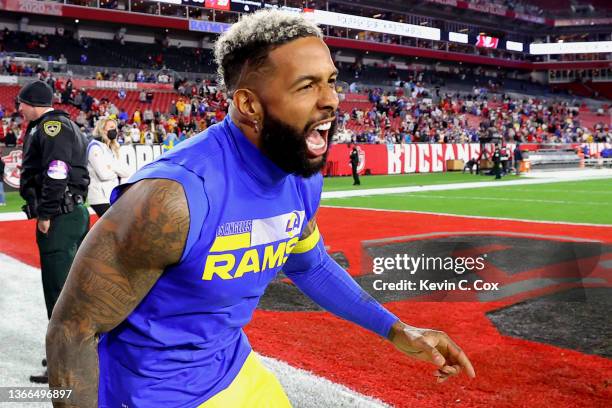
[87,117,131,216]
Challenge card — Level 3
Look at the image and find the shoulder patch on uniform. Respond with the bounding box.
[43,121,62,137]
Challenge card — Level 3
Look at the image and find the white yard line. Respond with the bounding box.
[321,169,612,199]
[0,207,95,222]
[320,205,612,228]
[370,194,609,206]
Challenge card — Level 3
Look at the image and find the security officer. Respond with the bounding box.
[18,80,90,383]
[350,145,361,185]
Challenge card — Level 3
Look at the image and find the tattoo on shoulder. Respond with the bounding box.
[300,210,318,240]
[56,178,190,333]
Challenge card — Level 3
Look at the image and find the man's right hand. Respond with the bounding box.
[388,321,476,383]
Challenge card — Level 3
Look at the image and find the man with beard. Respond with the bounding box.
[46,10,475,408]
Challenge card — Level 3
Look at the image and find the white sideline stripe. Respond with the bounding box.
[0,207,96,222]
[259,354,390,408]
[321,170,612,199]
[0,254,50,407]
[0,254,389,408]
[384,194,609,206]
[499,188,612,195]
[361,231,602,245]
[321,205,612,228]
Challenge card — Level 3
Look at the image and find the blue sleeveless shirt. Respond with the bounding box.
[98,116,322,407]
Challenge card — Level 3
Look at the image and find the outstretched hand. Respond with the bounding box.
[388,321,476,383]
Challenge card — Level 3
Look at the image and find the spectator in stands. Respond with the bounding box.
[3,125,17,147]
[107,102,119,118]
[143,107,154,124]
[162,128,177,151]
[118,88,127,101]
[139,90,147,103]
[154,123,166,143]
[176,99,185,117]
[143,125,155,145]
[129,123,141,144]
[75,111,87,129]
[87,117,131,217]
[132,108,142,125]
[182,100,192,118]
[118,108,128,123]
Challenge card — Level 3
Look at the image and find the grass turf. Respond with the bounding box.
[0,173,514,214]
[322,172,519,191]
[0,191,25,213]
[323,178,612,225]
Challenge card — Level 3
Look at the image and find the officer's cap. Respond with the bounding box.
[18,81,53,107]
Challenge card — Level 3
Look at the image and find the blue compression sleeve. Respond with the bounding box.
[284,229,398,338]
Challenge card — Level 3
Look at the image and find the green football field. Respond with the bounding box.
[0,173,514,214]
[2,173,611,224]
[1,191,26,213]
[322,172,518,191]
[323,177,612,225]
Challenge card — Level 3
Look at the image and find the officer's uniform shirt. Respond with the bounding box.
[20,110,89,219]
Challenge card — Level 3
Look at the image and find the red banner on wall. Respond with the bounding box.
[325,143,484,176]
[0,0,62,16]
[68,79,174,91]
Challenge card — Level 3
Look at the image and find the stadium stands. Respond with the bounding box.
[0,0,610,150]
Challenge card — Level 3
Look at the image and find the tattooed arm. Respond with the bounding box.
[46,179,189,408]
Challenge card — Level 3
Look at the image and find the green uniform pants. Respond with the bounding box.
[36,204,90,319]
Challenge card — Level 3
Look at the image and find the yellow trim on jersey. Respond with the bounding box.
[197,352,291,407]
[210,232,251,252]
[292,225,320,254]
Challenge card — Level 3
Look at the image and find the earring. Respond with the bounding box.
[253,119,259,133]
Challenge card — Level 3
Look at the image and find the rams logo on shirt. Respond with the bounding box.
[203,211,305,281]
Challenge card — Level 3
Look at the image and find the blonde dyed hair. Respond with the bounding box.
[93,117,120,157]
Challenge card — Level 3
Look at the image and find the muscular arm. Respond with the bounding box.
[286,215,475,382]
[283,213,399,338]
[46,178,189,407]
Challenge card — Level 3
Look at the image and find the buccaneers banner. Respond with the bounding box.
[325,143,484,176]
[3,143,611,191]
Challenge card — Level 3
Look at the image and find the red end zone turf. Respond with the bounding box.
[1,209,610,407]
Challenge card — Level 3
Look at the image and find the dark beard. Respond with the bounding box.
[260,110,336,178]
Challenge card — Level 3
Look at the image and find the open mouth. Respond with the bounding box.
[306,121,332,158]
